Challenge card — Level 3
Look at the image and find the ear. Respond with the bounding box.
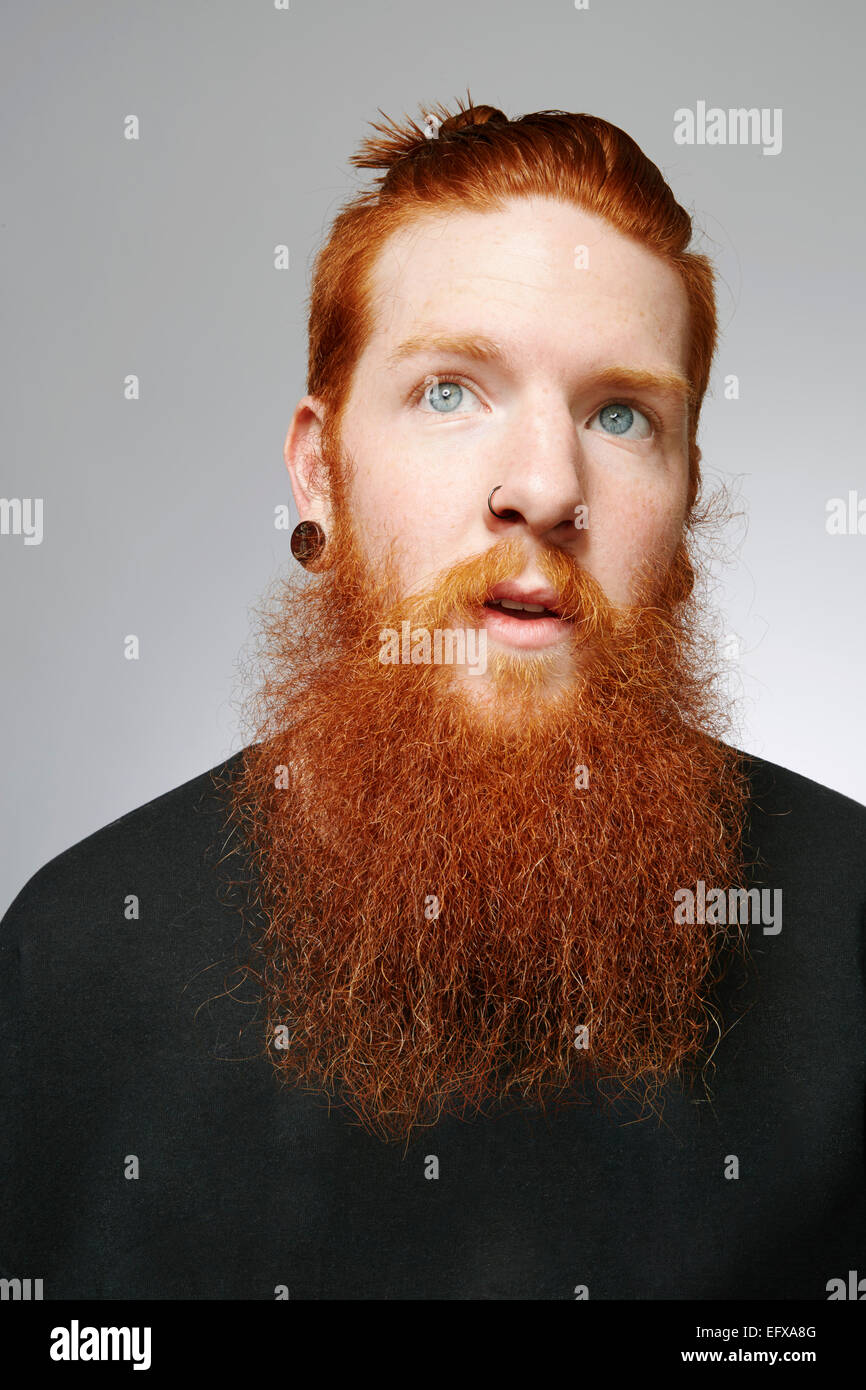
[284,396,333,531]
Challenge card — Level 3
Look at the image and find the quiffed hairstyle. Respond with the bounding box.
[307,92,716,512]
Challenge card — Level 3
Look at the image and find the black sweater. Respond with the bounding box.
[1,747,864,1300]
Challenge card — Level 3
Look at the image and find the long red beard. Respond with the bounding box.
[222,463,750,1144]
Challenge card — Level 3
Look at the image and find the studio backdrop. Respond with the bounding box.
[2,0,863,917]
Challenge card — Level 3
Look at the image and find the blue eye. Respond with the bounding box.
[418,378,482,414]
[591,402,652,440]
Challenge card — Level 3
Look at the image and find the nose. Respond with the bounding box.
[484,402,586,542]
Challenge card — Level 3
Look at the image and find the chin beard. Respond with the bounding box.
[221,472,751,1145]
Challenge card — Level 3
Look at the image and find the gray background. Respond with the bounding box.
[2,0,864,918]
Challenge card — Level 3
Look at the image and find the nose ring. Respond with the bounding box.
[488,486,510,519]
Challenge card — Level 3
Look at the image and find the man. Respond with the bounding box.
[1,99,864,1301]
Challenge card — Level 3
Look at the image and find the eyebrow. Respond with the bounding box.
[385,331,694,403]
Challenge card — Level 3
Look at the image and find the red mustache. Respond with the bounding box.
[372,533,693,658]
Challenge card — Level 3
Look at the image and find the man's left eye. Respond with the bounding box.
[418,379,483,414]
[589,402,653,440]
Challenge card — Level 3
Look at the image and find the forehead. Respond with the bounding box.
[363,196,691,376]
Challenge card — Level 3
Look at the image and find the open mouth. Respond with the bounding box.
[477,590,572,650]
[483,598,562,620]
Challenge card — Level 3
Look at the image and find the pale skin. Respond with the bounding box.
[285,195,693,699]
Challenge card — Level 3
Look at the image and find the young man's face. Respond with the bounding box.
[249,194,745,1141]
[288,194,693,698]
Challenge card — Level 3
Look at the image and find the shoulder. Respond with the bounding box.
[736,746,866,850]
[0,747,265,1200]
[732,747,866,937]
[0,746,252,966]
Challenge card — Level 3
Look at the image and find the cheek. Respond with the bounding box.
[345,453,414,551]
[587,481,686,603]
[345,427,482,571]
[346,456,465,592]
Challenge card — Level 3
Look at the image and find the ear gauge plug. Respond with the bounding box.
[291,521,327,568]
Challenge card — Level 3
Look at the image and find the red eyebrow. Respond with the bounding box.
[385,331,694,403]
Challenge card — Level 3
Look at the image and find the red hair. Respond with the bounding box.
[307,92,717,512]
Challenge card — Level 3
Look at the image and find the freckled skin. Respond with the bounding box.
[285,196,692,695]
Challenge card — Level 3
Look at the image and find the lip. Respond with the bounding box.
[478,580,571,649]
[487,581,563,611]
[480,602,573,650]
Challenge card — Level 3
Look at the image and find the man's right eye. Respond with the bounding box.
[415,377,484,415]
